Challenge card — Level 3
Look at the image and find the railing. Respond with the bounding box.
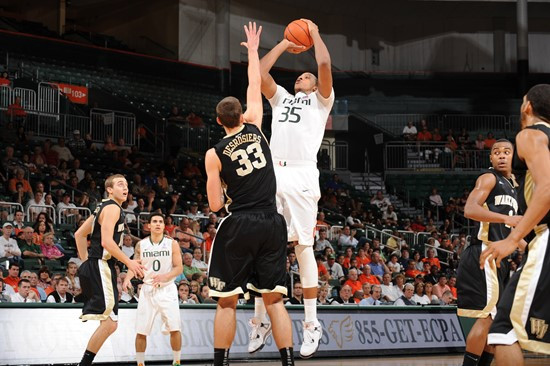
[375,113,511,137]
[26,204,56,223]
[58,206,92,224]
[0,85,11,108]
[38,82,61,115]
[0,202,24,220]
[424,244,455,267]
[90,108,136,145]
[374,114,440,136]
[13,87,37,111]
[320,140,349,170]
[385,142,491,171]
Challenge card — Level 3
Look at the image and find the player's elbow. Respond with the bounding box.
[463,203,475,219]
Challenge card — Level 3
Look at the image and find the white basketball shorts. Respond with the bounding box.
[136,283,181,336]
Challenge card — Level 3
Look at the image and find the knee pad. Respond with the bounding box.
[295,245,317,288]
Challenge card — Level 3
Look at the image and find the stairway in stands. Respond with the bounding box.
[349,172,423,220]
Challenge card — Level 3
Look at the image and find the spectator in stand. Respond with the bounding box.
[287,281,304,305]
[356,248,370,269]
[185,112,204,127]
[121,235,134,259]
[324,254,345,282]
[40,233,63,260]
[67,130,86,154]
[65,261,81,296]
[203,222,216,257]
[0,71,10,86]
[42,140,59,167]
[432,274,451,299]
[483,132,496,149]
[182,252,202,281]
[26,191,46,222]
[387,254,402,273]
[412,282,430,305]
[344,268,362,294]
[439,290,453,305]
[167,106,185,123]
[57,193,81,223]
[47,277,73,303]
[371,190,391,214]
[0,222,21,262]
[422,248,441,270]
[8,169,32,195]
[182,161,202,180]
[424,265,440,285]
[402,121,417,141]
[474,134,485,151]
[4,262,20,290]
[338,226,358,248]
[316,212,331,232]
[424,218,436,233]
[35,212,55,234]
[18,226,45,262]
[410,215,426,232]
[317,284,337,305]
[0,278,11,302]
[382,205,398,226]
[369,252,389,282]
[334,284,355,305]
[6,96,27,127]
[346,210,364,229]
[380,273,400,303]
[10,279,38,303]
[422,282,439,303]
[314,228,333,253]
[12,210,24,235]
[448,275,457,300]
[428,188,444,219]
[288,252,299,273]
[405,260,423,278]
[178,282,197,304]
[192,247,208,273]
[393,283,416,306]
[52,137,75,162]
[12,182,31,208]
[30,146,47,170]
[417,124,432,142]
[359,284,382,306]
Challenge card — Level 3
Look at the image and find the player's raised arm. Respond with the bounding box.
[75,215,94,262]
[464,173,522,226]
[260,40,304,99]
[301,18,332,98]
[100,205,144,277]
[241,22,263,130]
[205,148,224,212]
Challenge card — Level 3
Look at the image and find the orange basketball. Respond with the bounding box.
[284,19,313,54]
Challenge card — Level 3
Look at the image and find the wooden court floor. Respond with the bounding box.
[166,353,550,366]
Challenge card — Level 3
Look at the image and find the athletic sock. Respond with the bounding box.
[172,349,180,365]
[79,349,96,366]
[462,351,480,366]
[479,351,494,366]
[279,347,295,366]
[255,297,268,323]
[304,298,317,323]
[136,352,145,366]
[214,348,229,366]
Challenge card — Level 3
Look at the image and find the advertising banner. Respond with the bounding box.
[52,83,88,104]
[0,305,464,365]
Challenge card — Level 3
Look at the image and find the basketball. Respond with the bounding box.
[284,19,313,53]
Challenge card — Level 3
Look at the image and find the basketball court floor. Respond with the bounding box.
[149,353,550,365]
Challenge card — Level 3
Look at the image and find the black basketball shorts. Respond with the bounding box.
[457,243,509,319]
[488,226,550,354]
[207,210,288,299]
[78,258,119,321]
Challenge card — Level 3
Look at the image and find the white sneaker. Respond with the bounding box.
[248,317,272,353]
[300,320,322,359]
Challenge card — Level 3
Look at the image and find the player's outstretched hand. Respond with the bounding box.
[127,259,145,278]
[300,18,319,34]
[122,278,133,293]
[505,215,523,227]
[480,237,519,269]
[240,21,262,52]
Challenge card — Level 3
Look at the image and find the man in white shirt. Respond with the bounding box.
[47,277,73,303]
[322,254,345,282]
[338,226,358,248]
[12,210,24,233]
[346,211,364,229]
[403,121,417,141]
[191,247,208,272]
[52,137,74,162]
[380,273,400,303]
[0,223,21,261]
[57,193,81,223]
[10,279,38,303]
[371,191,392,213]
[314,228,333,253]
[121,235,135,259]
[25,191,46,222]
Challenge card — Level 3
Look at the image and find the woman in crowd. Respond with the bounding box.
[423,282,439,304]
[32,221,49,246]
[40,233,64,260]
[412,282,430,305]
[65,261,81,296]
[317,284,337,305]
[189,280,202,303]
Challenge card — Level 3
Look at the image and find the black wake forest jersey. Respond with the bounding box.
[512,122,550,225]
[89,199,125,261]
[472,168,519,245]
[213,123,276,213]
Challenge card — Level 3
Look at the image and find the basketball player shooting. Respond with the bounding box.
[249,18,334,359]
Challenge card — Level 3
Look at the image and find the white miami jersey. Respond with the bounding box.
[269,85,335,162]
[140,236,173,286]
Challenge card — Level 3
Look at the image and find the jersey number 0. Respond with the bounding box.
[231,142,267,176]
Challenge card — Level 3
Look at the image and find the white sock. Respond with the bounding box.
[304,298,317,323]
[255,297,268,323]
[136,352,145,366]
[172,350,180,364]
